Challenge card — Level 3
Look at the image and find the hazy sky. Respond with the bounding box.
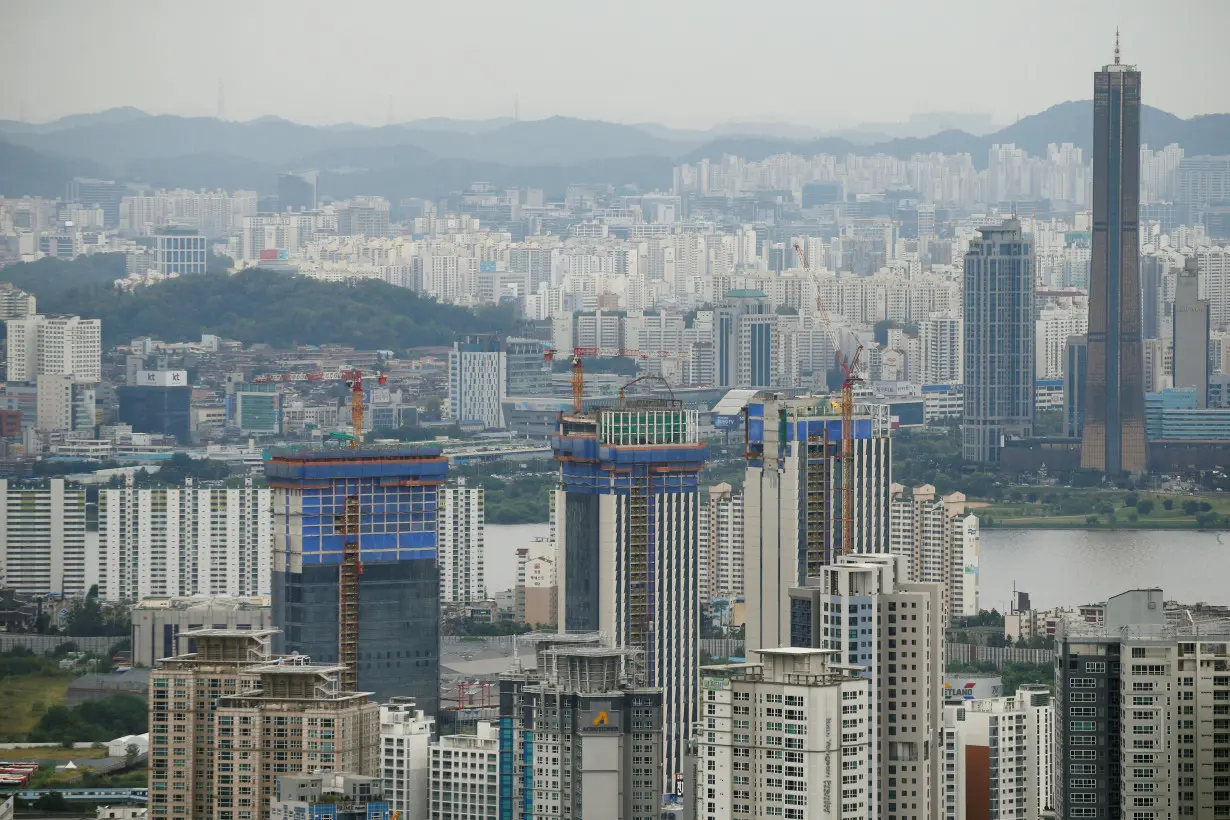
[5,0,1229,128]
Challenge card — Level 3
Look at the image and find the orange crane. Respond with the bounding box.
[341,369,388,448]
[544,347,652,414]
[794,244,864,556]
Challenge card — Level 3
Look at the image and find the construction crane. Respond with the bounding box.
[794,244,865,556]
[341,369,387,449]
[618,374,675,407]
[336,493,362,692]
[544,347,652,414]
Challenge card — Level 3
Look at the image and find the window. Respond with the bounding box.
[1070,678,1097,688]
[1085,661,1106,673]
[1070,721,1096,732]
[1070,707,1097,717]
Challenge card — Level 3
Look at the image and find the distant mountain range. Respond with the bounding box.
[1,102,1229,201]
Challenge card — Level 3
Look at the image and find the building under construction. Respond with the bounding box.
[550,401,707,793]
[741,395,893,658]
[265,444,447,713]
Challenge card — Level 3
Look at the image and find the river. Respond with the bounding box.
[980,528,1230,612]
[485,524,1230,611]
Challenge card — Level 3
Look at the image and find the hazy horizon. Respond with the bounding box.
[5,0,1230,129]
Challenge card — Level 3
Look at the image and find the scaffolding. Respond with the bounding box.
[805,435,831,576]
[627,470,652,666]
[337,494,361,692]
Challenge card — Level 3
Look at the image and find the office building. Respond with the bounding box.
[449,335,507,429]
[438,478,485,604]
[552,405,706,789]
[149,629,379,820]
[1064,336,1088,438]
[1055,587,1230,820]
[515,546,557,629]
[428,721,499,820]
[1083,45,1148,474]
[278,170,318,212]
[117,370,192,443]
[788,554,945,820]
[272,773,389,820]
[696,648,873,820]
[380,698,434,820]
[713,291,770,388]
[0,478,87,596]
[336,197,391,238]
[6,314,101,383]
[1174,256,1210,408]
[0,284,35,320]
[504,337,551,396]
[498,642,664,819]
[889,484,980,623]
[66,177,125,227]
[962,219,1035,463]
[939,684,1054,820]
[129,595,272,667]
[743,396,893,657]
[227,382,281,435]
[698,482,743,606]
[99,482,273,601]
[1176,154,1230,207]
[34,373,96,432]
[154,230,208,276]
[266,445,446,712]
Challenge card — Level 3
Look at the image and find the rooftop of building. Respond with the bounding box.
[266,443,443,461]
[133,595,270,611]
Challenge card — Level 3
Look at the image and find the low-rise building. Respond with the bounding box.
[271,773,388,820]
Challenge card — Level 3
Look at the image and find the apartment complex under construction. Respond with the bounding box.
[265,444,447,712]
[550,402,707,792]
[148,629,379,820]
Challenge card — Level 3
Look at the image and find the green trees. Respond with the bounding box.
[0,261,518,350]
[27,694,147,743]
[1135,499,1154,516]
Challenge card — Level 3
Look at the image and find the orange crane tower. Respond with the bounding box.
[336,369,386,691]
[794,244,864,556]
[543,347,652,414]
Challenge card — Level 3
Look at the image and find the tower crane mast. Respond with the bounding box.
[794,244,864,556]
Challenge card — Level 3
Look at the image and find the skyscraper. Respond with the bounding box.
[1173,256,1210,408]
[962,219,1035,463]
[265,445,446,713]
[449,334,507,429]
[437,478,485,604]
[551,403,706,789]
[742,395,893,658]
[1082,39,1148,474]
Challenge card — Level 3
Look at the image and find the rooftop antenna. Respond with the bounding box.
[1114,27,1120,65]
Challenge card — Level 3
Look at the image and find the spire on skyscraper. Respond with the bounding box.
[1114,28,1120,65]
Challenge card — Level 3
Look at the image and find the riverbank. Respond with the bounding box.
[972,489,1230,530]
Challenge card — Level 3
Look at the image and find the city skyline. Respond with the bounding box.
[4,0,1230,127]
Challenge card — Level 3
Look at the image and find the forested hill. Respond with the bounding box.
[0,255,517,349]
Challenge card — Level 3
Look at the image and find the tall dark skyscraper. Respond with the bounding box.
[1082,36,1148,474]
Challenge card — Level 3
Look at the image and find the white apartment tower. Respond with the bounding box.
[698,482,744,606]
[99,481,273,601]
[697,648,873,820]
[0,478,87,596]
[788,554,945,820]
[919,316,963,385]
[437,478,485,603]
[6,314,101,383]
[428,721,500,820]
[940,684,1054,820]
[889,484,980,623]
[743,396,893,658]
[449,335,507,429]
[380,698,434,820]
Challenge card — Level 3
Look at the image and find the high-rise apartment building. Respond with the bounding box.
[889,484,980,623]
[514,546,556,628]
[148,629,380,820]
[428,721,500,820]
[743,396,893,657]
[940,684,1054,820]
[0,478,87,596]
[34,373,95,432]
[266,445,446,712]
[1174,256,1210,408]
[380,698,434,820]
[713,291,770,388]
[788,554,945,820]
[449,335,507,429]
[6,314,102,383]
[437,478,485,604]
[1083,46,1148,474]
[698,482,743,606]
[498,642,664,819]
[100,481,272,601]
[1037,303,1089,380]
[696,648,873,820]
[920,316,963,385]
[130,596,272,668]
[962,219,1035,463]
[1055,587,1230,820]
[552,405,706,789]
